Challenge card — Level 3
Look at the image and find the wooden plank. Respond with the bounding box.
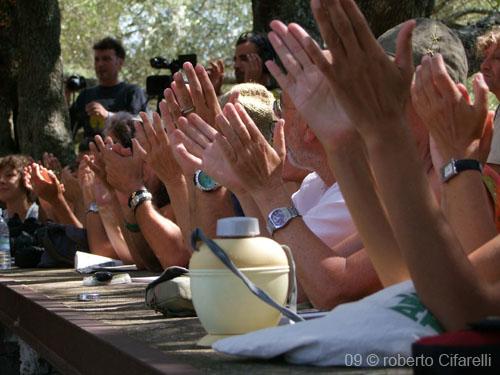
[0,280,199,375]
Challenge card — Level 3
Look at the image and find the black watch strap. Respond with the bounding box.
[441,159,482,183]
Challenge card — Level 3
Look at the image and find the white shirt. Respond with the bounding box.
[1,202,39,221]
[292,172,357,257]
[486,105,500,164]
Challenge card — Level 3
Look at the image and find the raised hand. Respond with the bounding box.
[133,110,183,185]
[171,62,222,126]
[100,141,144,195]
[309,0,415,140]
[176,113,246,194]
[266,20,352,148]
[61,165,82,205]
[412,55,490,162]
[215,103,285,196]
[85,101,108,119]
[27,162,64,204]
[207,59,225,95]
[88,136,112,188]
[78,156,97,204]
[42,152,62,176]
[244,53,264,84]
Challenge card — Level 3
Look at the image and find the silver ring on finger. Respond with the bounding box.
[180,106,195,116]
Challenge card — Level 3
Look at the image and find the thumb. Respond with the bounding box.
[472,73,489,116]
[394,20,416,82]
[131,139,143,163]
[132,138,148,161]
[272,119,286,161]
[228,90,240,105]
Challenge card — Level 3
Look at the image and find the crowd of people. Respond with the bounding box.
[1,0,500,366]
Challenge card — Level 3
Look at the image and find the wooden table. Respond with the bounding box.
[0,268,405,374]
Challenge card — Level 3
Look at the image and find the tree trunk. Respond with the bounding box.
[252,0,321,42]
[251,0,435,42]
[15,0,73,162]
[0,0,18,155]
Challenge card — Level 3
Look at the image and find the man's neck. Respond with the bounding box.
[99,79,120,88]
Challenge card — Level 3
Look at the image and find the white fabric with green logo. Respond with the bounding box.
[213,280,443,366]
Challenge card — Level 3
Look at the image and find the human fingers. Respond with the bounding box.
[188,113,218,142]
[93,135,107,153]
[268,29,300,81]
[430,54,461,100]
[394,20,416,82]
[234,102,266,143]
[164,88,182,125]
[183,114,213,149]
[303,33,336,84]
[131,139,146,165]
[216,59,224,73]
[411,60,434,116]
[273,21,313,70]
[172,72,194,112]
[472,73,489,117]
[138,112,154,152]
[159,99,176,136]
[249,54,262,75]
[272,119,286,161]
[456,84,470,104]
[214,117,237,164]
[183,62,204,111]
[422,56,444,106]
[177,117,205,157]
[227,90,240,105]
[216,113,242,158]
[151,111,169,143]
[311,0,345,60]
[171,141,203,173]
[223,103,252,145]
[195,64,221,114]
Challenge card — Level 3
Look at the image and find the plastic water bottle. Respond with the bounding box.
[0,209,11,270]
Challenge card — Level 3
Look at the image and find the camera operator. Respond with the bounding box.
[69,37,147,139]
[209,31,279,95]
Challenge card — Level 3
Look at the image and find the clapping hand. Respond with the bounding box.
[309,0,415,141]
[412,55,490,162]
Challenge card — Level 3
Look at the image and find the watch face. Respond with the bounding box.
[197,171,218,190]
[270,209,287,228]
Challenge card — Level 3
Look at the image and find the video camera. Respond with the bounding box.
[66,75,87,92]
[146,54,197,97]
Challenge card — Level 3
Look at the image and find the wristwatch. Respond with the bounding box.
[86,202,99,214]
[267,205,300,235]
[194,170,220,192]
[128,189,153,212]
[441,159,482,183]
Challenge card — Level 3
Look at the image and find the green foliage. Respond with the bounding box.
[60,0,252,90]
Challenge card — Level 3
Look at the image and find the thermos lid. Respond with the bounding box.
[216,217,260,237]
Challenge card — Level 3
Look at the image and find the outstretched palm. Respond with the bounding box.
[267,21,353,148]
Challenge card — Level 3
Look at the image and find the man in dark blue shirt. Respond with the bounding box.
[70,37,147,139]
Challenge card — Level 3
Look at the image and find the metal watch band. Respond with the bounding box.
[128,189,149,208]
[441,159,482,183]
[266,205,301,235]
[130,191,153,213]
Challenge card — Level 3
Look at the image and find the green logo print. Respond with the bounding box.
[390,293,444,333]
